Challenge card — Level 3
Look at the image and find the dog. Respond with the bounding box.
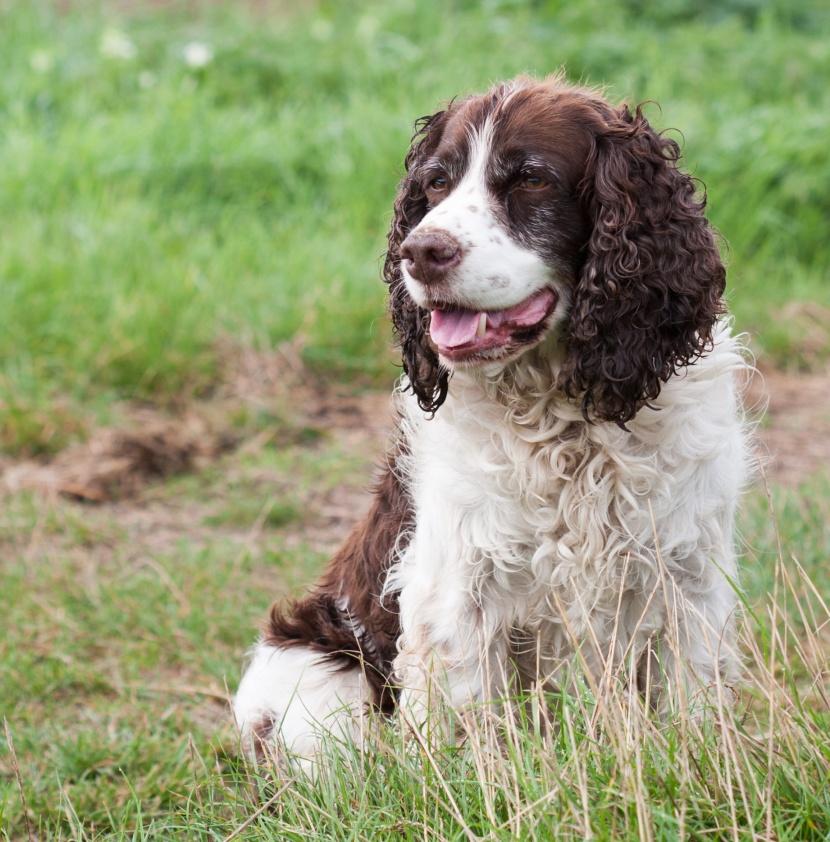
[234,73,750,766]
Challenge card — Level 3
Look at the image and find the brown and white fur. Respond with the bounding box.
[234,75,750,767]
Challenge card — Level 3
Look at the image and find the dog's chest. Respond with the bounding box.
[403,391,637,592]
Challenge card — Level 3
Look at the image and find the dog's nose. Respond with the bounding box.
[400,230,461,285]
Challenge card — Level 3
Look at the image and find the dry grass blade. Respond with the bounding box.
[3,718,35,842]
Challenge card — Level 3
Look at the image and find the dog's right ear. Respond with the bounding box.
[383,110,450,414]
[560,103,726,427]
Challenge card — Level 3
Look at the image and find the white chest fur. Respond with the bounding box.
[388,327,749,705]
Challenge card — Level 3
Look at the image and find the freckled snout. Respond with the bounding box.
[400,229,462,286]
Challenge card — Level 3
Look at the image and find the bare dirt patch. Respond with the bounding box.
[0,342,390,505]
[1,409,234,502]
[745,365,830,487]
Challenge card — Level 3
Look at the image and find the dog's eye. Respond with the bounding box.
[519,174,548,191]
[428,175,448,191]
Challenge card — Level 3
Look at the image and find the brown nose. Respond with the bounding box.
[400,230,462,285]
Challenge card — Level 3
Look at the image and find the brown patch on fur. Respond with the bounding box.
[250,711,278,763]
[384,109,453,415]
[264,446,411,711]
[559,99,725,426]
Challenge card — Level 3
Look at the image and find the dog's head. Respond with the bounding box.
[383,75,725,426]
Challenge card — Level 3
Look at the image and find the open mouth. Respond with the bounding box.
[428,288,558,362]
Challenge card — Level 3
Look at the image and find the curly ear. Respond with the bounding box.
[383,110,450,414]
[560,103,726,427]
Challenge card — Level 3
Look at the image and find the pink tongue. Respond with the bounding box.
[429,308,483,349]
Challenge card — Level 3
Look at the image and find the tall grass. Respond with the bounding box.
[1,0,829,453]
[201,487,829,840]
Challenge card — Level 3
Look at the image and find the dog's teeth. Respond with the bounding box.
[476,313,487,338]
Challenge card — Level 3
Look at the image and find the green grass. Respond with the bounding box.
[1,433,828,839]
[1,0,830,453]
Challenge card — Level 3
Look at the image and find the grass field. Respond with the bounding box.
[1,0,830,455]
[1,0,829,839]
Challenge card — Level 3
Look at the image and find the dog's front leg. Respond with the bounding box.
[391,548,509,732]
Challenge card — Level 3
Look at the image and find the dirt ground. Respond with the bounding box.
[744,366,830,486]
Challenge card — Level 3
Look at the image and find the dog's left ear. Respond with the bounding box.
[560,103,726,427]
[383,110,450,414]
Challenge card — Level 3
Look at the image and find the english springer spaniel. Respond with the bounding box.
[234,74,750,766]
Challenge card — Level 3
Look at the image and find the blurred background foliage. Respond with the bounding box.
[0,0,828,454]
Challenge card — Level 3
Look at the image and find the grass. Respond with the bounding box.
[1,0,830,838]
[1,0,830,454]
[1,429,829,839]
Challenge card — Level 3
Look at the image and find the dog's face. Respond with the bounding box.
[400,84,593,367]
[384,75,726,426]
